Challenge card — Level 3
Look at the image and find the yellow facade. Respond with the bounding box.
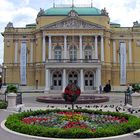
[2,6,140,91]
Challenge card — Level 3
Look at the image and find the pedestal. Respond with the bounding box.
[7,93,17,110]
[131,92,140,108]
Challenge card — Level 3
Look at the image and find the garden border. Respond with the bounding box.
[1,120,139,140]
[3,109,140,139]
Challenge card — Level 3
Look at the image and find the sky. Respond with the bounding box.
[0,0,140,64]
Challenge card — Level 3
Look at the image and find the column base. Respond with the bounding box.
[44,89,50,94]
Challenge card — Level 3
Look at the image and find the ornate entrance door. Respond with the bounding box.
[68,71,78,85]
[84,72,94,90]
[52,71,62,90]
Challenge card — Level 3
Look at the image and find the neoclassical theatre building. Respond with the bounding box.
[2,5,140,92]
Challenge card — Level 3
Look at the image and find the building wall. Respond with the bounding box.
[36,15,110,29]
[3,10,140,89]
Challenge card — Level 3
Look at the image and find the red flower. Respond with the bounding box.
[63,83,81,103]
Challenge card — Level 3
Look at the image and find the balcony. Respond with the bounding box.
[45,59,101,69]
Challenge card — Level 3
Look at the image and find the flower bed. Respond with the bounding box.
[5,109,140,138]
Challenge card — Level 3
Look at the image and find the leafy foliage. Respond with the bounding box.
[5,109,140,138]
[0,100,7,109]
[62,83,81,103]
[132,84,140,92]
[6,84,18,93]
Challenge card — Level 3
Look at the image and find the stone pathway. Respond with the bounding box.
[0,92,140,140]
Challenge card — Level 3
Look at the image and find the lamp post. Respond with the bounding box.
[3,66,7,102]
[0,75,2,89]
[3,66,7,86]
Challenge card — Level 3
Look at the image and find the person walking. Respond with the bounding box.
[99,85,102,94]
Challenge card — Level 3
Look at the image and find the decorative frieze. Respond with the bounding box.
[44,17,104,30]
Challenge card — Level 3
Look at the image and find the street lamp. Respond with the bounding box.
[3,66,7,86]
[2,66,7,102]
[0,75,2,89]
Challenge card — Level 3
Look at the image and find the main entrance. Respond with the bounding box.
[52,71,62,90]
[68,71,78,85]
[84,71,94,90]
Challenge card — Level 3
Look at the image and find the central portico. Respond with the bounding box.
[42,11,104,93]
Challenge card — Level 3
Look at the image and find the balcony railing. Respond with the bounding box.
[46,59,100,63]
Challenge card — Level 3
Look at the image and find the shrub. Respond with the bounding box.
[62,83,81,110]
[6,84,18,93]
[132,83,140,92]
[5,109,140,138]
[0,100,7,109]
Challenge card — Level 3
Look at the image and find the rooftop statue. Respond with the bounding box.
[37,8,45,17]
[68,10,78,17]
[101,8,108,16]
[6,22,13,28]
[133,21,140,27]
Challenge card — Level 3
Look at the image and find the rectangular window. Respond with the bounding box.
[58,80,61,86]
[53,80,57,86]
[90,80,93,86]
[85,80,88,86]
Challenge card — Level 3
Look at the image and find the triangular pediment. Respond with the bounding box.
[41,17,105,30]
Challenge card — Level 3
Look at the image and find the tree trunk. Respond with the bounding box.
[72,102,74,111]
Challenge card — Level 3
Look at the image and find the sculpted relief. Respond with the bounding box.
[45,17,103,30]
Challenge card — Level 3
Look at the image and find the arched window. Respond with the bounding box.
[54,46,61,60]
[84,46,92,60]
[69,46,77,61]
[68,71,78,85]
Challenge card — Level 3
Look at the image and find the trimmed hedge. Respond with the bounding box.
[5,109,140,138]
[0,100,7,109]
[6,84,18,93]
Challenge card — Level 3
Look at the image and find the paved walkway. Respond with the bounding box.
[0,92,140,140]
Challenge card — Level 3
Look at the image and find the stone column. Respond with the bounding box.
[113,40,116,63]
[42,32,46,62]
[80,69,84,92]
[45,69,50,93]
[96,68,101,90]
[48,35,52,60]
[101,36,104,61]
[30,41,33,63]
[95,36,98,59]
[128,39,132,63]
[63,69,66,92]
[79,35,83,61]
[14,41,18,63]
[64,35,67,60]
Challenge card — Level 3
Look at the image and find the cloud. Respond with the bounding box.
[0,0,38,64]
[63,0,140,26]
[0,0,140,64]
[12,7,37,27]
[22,0,30,5]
